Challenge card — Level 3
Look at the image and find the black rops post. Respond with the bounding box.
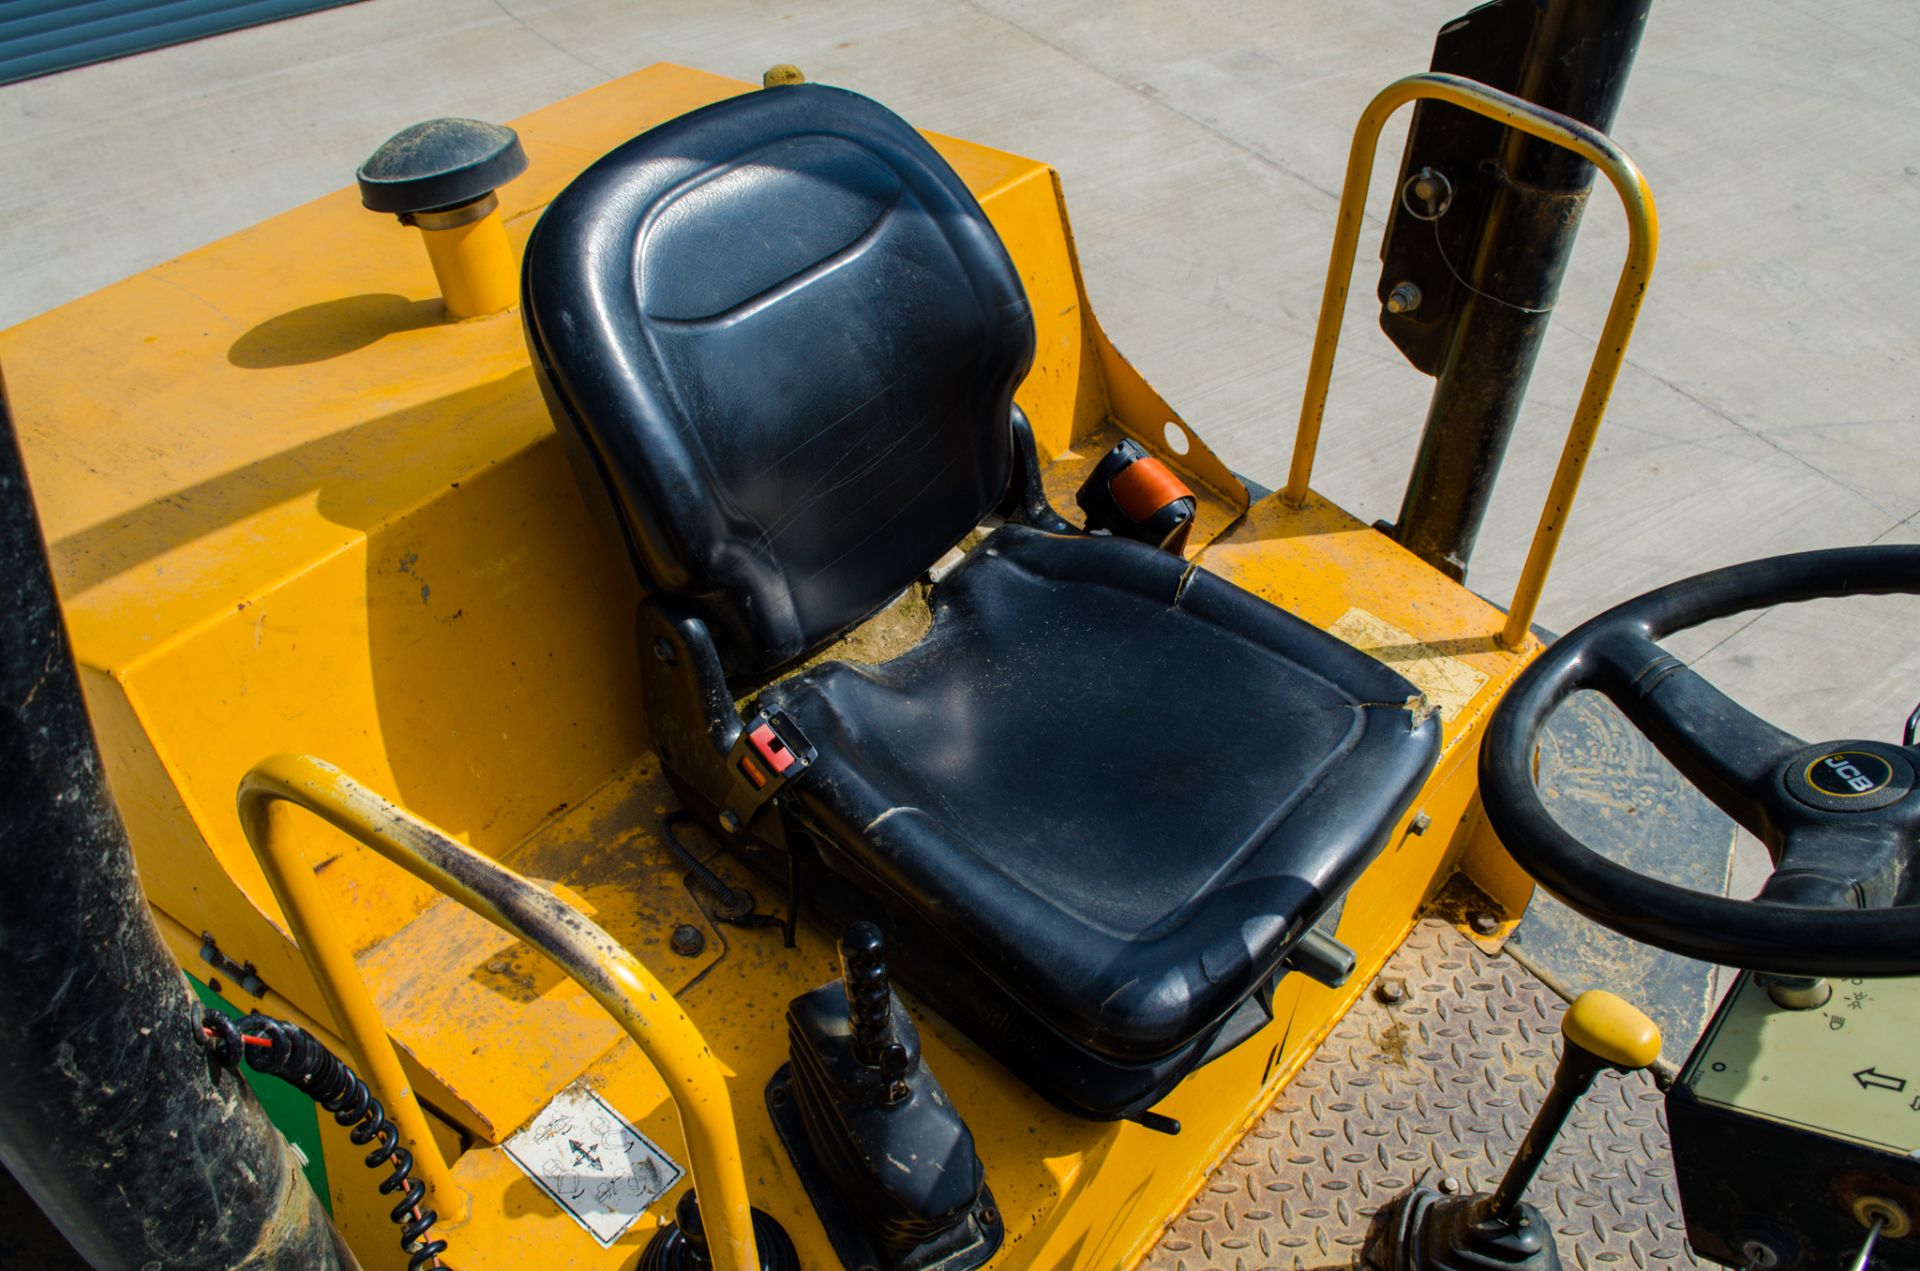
[0,374,346,1269]
[1379,0,1653,580]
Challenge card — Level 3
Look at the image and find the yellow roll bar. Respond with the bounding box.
[1283,72,1659,649]
[236,753,761,1270]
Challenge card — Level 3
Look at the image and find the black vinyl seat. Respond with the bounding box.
[523,82,1441,1120]
[766,524,1438,1062]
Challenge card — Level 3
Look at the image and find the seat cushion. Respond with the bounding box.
[764,525,1441,1064]
[523,84,1034,676]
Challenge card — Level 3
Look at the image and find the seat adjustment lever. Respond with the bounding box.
[1284,928,1358,989]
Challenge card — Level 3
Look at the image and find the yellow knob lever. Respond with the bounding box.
[1562,989,1662,1070]
[1489,989,1662,1220]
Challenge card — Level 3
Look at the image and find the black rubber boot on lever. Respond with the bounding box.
[1362,991,1662,1270]
[766,921,1003,1271]
[636,1188,800,1271]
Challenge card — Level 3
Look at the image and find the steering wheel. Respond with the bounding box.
[1482,545,1920,976]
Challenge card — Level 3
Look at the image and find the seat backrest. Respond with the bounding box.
[523,84,1035,676]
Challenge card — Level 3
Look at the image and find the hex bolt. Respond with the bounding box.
[1375,978,1407,1005]
[1469,911,1501,936]
[1386,281,1423,315]
[669,924,706,958]
[1409,811,1432,835]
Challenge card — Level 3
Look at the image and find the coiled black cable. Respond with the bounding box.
[204,1011,448,1270]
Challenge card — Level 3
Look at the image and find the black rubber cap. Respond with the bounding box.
[356,117,527,215]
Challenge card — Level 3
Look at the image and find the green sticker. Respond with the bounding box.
[187,975,331,1213]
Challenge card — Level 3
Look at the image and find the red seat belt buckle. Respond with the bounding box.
[723,707,815,825]
[748,722,798,776]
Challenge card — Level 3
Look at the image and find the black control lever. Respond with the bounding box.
[766,922,1003,1271]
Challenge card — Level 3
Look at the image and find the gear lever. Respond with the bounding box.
[1363,990,1663,1271]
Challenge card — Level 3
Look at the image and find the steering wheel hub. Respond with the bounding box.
[1783,741,1913,813]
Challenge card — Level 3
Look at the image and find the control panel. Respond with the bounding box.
[1670,972,1920,1268]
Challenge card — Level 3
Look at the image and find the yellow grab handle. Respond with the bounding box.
[1284,72,1658,650]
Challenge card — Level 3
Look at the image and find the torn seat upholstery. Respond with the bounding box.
[522,82,1441,1120]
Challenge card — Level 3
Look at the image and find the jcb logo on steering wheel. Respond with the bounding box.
[1823,756,1878,793]
[1809,751,1893,797]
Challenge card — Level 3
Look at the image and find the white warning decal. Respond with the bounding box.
[503,1084,683,1247]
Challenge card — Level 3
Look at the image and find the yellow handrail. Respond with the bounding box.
[1283,72,1659,649]
[236,753,761,1270]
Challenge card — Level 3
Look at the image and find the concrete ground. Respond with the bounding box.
[3,0,1919,861]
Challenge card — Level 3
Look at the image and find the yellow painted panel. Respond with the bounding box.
[997,166,1113,460]
[1198,489,1539,754]
[1329,607,1491,724]
[358,758,727,1145]
[1097,321,1250,515]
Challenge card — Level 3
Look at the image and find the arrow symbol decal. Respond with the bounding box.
[1854,1067,1908,1093]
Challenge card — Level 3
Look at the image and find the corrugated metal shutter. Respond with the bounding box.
[0,0,365,87]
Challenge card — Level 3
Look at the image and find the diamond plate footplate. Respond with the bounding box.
[1142,920,1700,1271]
